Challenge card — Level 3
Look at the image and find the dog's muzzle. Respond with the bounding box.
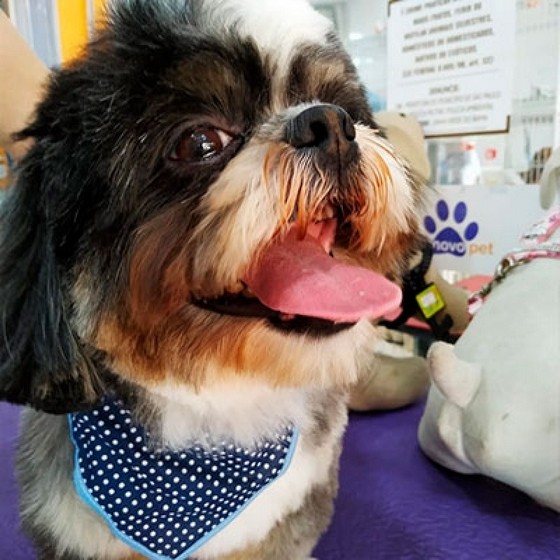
[285,104,358,166]
[191,105,405,337]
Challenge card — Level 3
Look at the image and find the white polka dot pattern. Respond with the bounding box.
[69,398,297,560]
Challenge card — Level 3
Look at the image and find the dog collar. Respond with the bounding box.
[468,206,560,315]
[68,398,298,560]
[382,240,454,342]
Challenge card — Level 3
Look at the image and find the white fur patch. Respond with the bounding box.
[151,321,375,449]
[153,377,313,449]
[204,0,332,57]
[200,0,332,104]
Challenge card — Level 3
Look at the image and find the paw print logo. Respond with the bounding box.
[424,200,479,257]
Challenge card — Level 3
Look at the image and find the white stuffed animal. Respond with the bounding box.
[418,148,560,512]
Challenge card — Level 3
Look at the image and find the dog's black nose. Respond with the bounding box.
[286,104,356,160]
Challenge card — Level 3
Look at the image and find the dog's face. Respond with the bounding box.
[0,0,421,412]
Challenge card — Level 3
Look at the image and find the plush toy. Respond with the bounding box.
[418,147,560,512]
[349,328,430,411]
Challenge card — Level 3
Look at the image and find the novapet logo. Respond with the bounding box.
[424,200,488,257]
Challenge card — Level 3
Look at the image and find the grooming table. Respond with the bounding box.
[1,401,558,559]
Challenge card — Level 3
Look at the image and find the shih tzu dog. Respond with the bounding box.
[0,0,422,559]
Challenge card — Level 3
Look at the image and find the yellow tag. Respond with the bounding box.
[415,283,445,319]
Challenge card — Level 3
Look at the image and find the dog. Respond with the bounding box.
[0,1,422,558]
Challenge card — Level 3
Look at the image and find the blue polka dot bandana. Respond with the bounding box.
[69,398,298,560]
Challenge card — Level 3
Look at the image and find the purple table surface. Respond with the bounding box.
[1,401,559,560]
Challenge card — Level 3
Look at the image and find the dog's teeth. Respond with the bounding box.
[242,286,255,298]
[316,205,335,221]
[225,282,244,295]
[279,313,296,321]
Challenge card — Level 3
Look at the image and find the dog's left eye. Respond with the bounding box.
[170,128,233,163]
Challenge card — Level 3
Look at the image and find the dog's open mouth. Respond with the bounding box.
[194,218,402,336]
[193,291,353,335]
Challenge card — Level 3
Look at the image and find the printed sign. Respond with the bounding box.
[423,185,544,274]
[387,0,516,137]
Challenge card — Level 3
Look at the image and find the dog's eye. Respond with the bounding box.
[170,128,233,163]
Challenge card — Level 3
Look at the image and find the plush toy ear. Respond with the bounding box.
[427,342,481,409]
[0,158,104,414]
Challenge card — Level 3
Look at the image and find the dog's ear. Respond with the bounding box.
[0,156,104,413]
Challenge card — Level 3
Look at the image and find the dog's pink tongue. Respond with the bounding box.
[244,225,402,323]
